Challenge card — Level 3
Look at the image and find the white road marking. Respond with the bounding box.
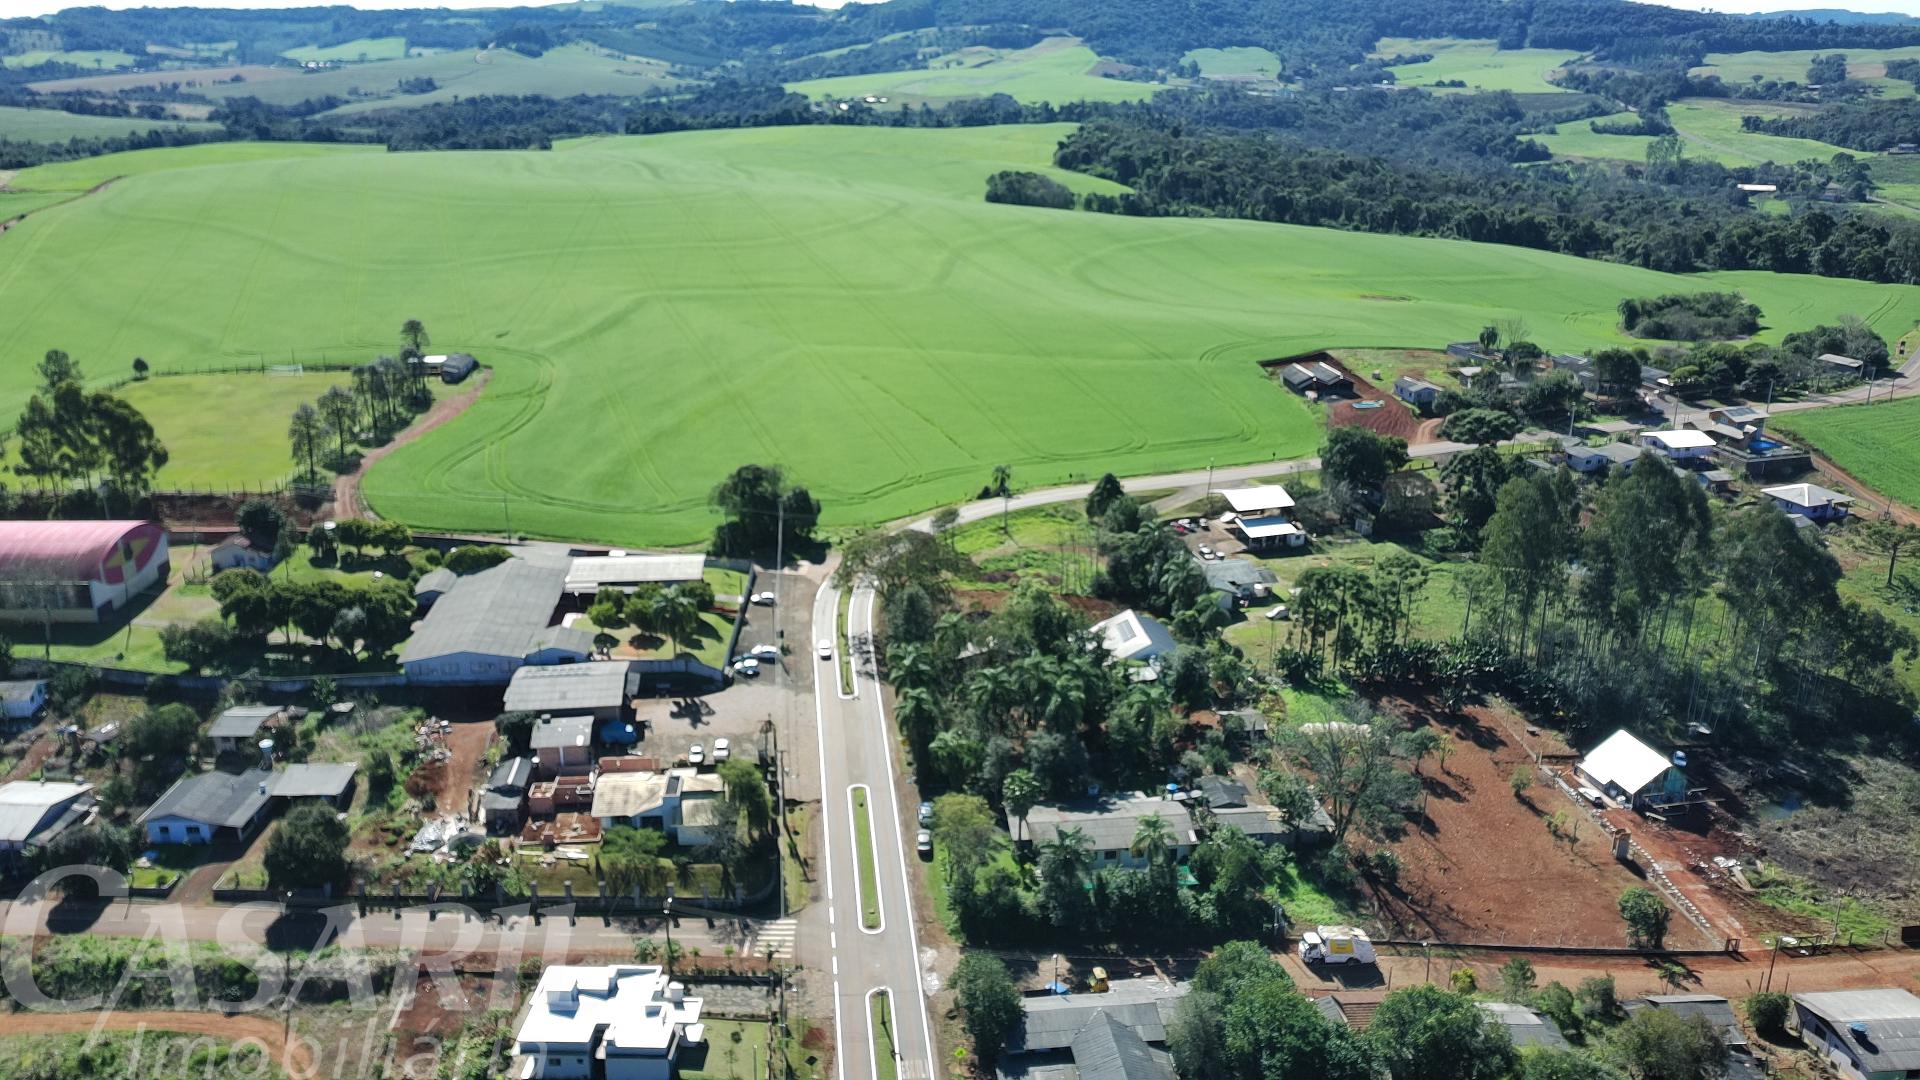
[831,978,846,1080]
[812,585,847,1080]
[832,956,839,976]
[831,931,838,949]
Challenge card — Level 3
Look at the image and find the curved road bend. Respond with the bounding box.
[810,582,938,1080]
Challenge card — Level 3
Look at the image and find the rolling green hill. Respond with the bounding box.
[3,126,1919,545]
[0,105,220,144]
[188,45,679,112]
[786,37,1157,106]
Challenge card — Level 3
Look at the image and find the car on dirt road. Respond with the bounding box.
[916,829,933,859]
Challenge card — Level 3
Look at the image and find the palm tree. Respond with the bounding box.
[1129,814,1172,869]
[886,641,935,692]
[1038,826,1093,923]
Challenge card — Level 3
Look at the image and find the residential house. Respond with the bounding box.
[0,520,170,625]
[208,705,283,757]
[1576,729,1694,812]
[1791,988,1920,1080]
[591,769,727,846]
[1446,342,1499,364]
[1393,376,1444,412]
[1314,991,1387,1031]
[1819,353,1866,377]
[1551,353,1597,392]
[0,679,48,722]
[1707,406,1768,435]
[209,534,276,573]
[530,715,595,777]
[1639,429,1717,463]
[514,964,704,1080]
[1211,803,1335,849]
[138,768,276,845]
[563,554,706,597]
[1565,443,1646,475]
[1697,470,1736,495]
[1763,483,1853,523]
[1000,978,1188,1080]
[1479,1002,1571,1049]
[399,559,591,685]
[480,756,534,834]
[1090,610,1177,666]
[1626,995,1761,1079]
[1201,558,1277,610]
[1024,796,1197,869]
[0,780,93,867]
[504,661,634,723]
[1218,485,1294,520]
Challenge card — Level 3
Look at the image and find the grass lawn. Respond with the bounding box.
[1373,38,1582,94]
[1182,47,1282,80]
[1693,46,1920,99]
[5,127,1920,545]
[1773,397,1920,513]
[129,844,224,890]
[1,50,138,70]
[788,36,1158,105]
[116,372,353,489]
[1532,111,1660,162]
[782,803,813,914]
[851,787,881,929]
[281,37,410,63]
[576,609,732,669]
[0,105,218,143]
[1224,539,1473,668]
[705,567,750,600]
[682,1019,776,1080]
[869,991,900,1080]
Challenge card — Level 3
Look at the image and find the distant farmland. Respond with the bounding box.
[1775,397,1920,513]
[3,125,1920,544]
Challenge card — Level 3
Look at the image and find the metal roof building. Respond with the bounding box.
[1007,979,1187,1055]
[1090,610,1175,665]
[1479,1002,1570,1049]
[138,768,276,844]
[271,763,357,800]
[0,520,170,624]
[564,554,707,595]
[503,661,633,719]
[399,559,587,685]
[1794,988,1920,1079]
[0,780,93,858]
[1024,797,1197,867]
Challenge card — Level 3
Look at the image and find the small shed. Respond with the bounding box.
[0,680,49,722]
[208,705,282,757]
[271,762,357,808]
[1393,375,1443,411]
[1697,469,1736,494]
[1819,353,1865,376]
[440,353,478,383]
[1577,729,1688,811]
[481,756,534,833]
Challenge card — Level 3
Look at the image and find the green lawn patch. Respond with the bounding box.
[837,587,854,689]
[682,1019,776,1080]
[1775,397,1920,514]
[869,990,900,1080]
[851,786,881,930]
[782,803,813,915]
[117,372,358,490]
[0,105,218,143]
[4,125,1919,544]
[1182,47,1282,80]
[788,36,1156,106]
[2,50,138,70]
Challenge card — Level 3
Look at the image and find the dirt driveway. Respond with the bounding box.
[331,370,490,519]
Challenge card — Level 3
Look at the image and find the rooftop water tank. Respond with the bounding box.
[1672,751,1688,769]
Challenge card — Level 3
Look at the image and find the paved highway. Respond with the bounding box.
[809,581,937,1080]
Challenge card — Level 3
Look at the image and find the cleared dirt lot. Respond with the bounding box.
[1360,693,1713,950]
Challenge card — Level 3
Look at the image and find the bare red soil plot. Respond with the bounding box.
[1361,693,1713,950]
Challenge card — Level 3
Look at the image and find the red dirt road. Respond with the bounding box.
[331,370,490,519]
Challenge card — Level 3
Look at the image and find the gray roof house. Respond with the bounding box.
[400,559,590,685]
[1001,978,1188,1080]
[1393,375,1444,411]
[1201,559,1277,608]
[1793,989,1920,1080]
[1565,443,1645,475]
[1025,797,1196,869]
[481,756,535,831]
[413,567,457,606]
[1626,994,1747,1050]
[1478,1002,1570,1049]
[503,661,633,721]
[138,768,276,845]
[1211,803,1335,848]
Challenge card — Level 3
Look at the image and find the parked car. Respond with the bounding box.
[751,592,776,605]
[749,644,780,661]
[689,743,705,766]
[918,801,934,826]
[1197,544,1214,558]
[1264,604,1290,621]
[732,657,760,676]
[713,738,731,762]
[817,639,834,660]
[1578,785,1605,807]
[916,829,933,859]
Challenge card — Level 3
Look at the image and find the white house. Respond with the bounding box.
[1640,429,1717,462]
[1576,729,1690,811]
[1762,483,1853,523]
[1565,443,1645,475]
[1791,988,1920,1080]
[0,680,48,722]
[515,965,704,1080]
[1090,610,1176,665]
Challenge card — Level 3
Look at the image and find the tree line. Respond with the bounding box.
[5,350,168,514]
[286,320,437,483]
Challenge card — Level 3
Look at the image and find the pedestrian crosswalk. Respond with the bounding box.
[753,917,797,959]
[897,1061,929,1079]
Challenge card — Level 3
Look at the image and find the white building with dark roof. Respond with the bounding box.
[0,780,93,864]
[515,964,703,1079]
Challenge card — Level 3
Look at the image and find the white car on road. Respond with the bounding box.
[751,592,776,606]
[817,639,834,660]
[748,644,780,661]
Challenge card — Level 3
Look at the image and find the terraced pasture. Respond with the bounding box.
[3,126,1919,545]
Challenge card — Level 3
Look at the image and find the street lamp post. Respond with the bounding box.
[663,895,675,979]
